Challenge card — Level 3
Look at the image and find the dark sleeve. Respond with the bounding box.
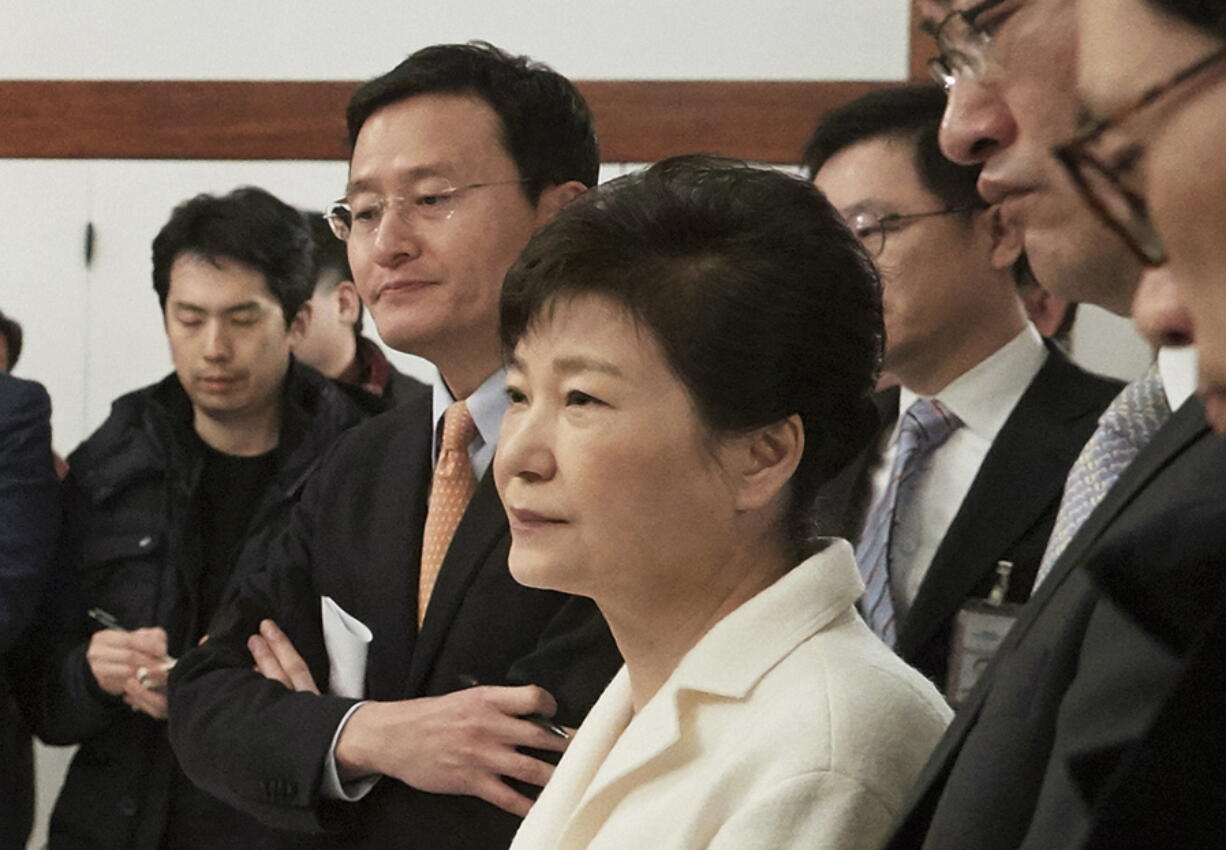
[0,379,59,653]
[167,464,361,835]
[1017,513,1193,850]
[505,595,621,728]
[11,474,129,745]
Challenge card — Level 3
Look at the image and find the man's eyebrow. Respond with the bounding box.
[170,301,263,315]
[840,199,886,219]
[346,164,455,197]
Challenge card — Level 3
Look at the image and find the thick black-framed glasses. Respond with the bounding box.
[848,205,987,259]
[927,0,1011,90]
[1053,46,1226,267]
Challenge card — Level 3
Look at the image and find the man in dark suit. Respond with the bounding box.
[0,373,59,848]
[293,212,428,408]
[877,1,1226,847]
[168,43,621,849]
[805,84,1120,698]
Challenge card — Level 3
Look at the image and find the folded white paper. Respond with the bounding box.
[320,596,373,699]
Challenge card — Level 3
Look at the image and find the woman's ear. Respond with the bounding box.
[728,414,805,512]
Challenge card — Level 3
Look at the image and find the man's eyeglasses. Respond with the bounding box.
[927,0,1011,90]
[324,178,533,242]
[1053,47,1226,267]
[848,205,987,259]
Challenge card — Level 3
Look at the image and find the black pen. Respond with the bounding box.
[457,674,570,740]
[88,608,177,667]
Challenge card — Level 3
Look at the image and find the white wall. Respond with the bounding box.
[0,0,910,81]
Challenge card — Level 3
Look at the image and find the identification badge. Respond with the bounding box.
[945,560,1022,706]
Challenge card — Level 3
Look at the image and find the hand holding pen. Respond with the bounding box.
[457,674,571,740]
[86,608,175,718]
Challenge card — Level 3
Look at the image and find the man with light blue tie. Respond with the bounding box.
[806,84,1120,699]
[0,371,60,848]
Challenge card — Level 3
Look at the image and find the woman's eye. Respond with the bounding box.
[565,390,601,407]
[506,386,528,405]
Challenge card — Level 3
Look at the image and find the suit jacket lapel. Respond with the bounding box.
[897,348,1099,657]
[361,398,433,701]
[1008,395,1208,648]
[404,467,509,695]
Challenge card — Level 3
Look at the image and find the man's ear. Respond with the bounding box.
[289,302,311,346]
[335,281,362,326]
[533,180,589,227]
[987,206,1025,270]
[727,414,805,513]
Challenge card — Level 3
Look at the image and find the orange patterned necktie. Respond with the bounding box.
[418,400,479,627]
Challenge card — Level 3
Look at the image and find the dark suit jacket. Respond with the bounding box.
[816,344,1121,687]
[0,374,60,847]
[168,391,621,849]
[1075,495,1226,848]
[882,396,1226,849]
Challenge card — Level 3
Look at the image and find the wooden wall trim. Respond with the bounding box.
[0,79,894,165]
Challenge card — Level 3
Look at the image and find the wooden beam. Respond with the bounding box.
[0,79,892,164]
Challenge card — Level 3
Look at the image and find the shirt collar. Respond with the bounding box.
[1158,346,1197,411]
[898,324,1048,440]
[431,368,509,462]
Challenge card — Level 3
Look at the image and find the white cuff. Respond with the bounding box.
[320,701,380,801]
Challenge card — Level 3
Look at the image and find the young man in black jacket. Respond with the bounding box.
[17,186,369,850]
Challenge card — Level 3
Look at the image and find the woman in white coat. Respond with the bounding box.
[495,155,951,850]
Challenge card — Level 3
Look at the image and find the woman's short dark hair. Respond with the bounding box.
[151,186,315,327]
[501,155,883,556]
[347,41,600,203]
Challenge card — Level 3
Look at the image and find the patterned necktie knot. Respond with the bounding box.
[1035,363,1171,586]
[855,397,963,647]
[1096,367,1170,450]
[437,401,478,473]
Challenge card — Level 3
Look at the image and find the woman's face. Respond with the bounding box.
[494,294,740,605]
[1078,0,1226,430]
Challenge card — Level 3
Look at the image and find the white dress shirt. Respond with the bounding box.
[864,326,1048,616]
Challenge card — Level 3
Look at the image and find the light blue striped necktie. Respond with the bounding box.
[856,398,962,647]
[1034,363,1171,587]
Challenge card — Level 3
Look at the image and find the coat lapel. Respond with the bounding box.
[896,348,1104,657]
[361,398,433,701]
[1007,395,1208,649]
[404,467,509,695]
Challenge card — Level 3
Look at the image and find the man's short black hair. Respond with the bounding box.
[0,309,23,370]
[502,155,883,556]
[151,186,315,327]
[802,83,982,211]
[347,41,600,202]
[304,211,363,335]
